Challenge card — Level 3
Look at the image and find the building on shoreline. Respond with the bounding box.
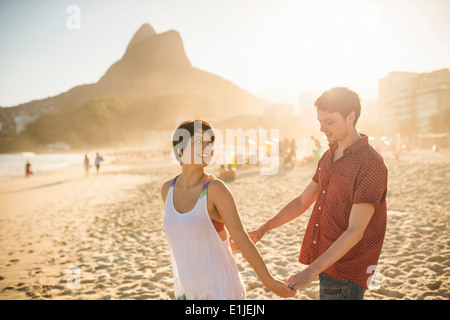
[378,68,450,147]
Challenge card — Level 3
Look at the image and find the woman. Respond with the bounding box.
[162,120,295,300]
[84,154,90,175]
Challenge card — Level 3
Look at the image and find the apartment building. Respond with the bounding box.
[378,68,450,136]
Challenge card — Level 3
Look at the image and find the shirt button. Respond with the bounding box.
[318,167,321,170]
[313,241,317,244]
[315,224,319,227]
[322,190,326,194]
[318,207,321,210]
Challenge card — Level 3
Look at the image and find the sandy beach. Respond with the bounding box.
[0,149,449,300]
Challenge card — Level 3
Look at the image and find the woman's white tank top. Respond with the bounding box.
[163,176,246,300]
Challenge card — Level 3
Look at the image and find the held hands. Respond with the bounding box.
[264,277,296,298]
[285,266,318,290]
[230,225,295,298]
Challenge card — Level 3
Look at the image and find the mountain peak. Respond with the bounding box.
[98,25,192,90]
[125,23,156,52]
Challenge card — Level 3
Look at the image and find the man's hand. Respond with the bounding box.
[264,278,297,298]
[248,226,266,244]
[230,226,265,252]
[286,267,319,290]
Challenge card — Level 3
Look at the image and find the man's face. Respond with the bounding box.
[317,109,354,144]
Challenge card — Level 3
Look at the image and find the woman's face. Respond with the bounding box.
[180,130,214,166]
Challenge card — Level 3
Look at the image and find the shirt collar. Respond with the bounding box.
[329,133,368,155]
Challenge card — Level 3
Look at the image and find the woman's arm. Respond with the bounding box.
[208,180,295,298]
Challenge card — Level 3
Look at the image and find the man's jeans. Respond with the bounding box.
[319,273,366,300]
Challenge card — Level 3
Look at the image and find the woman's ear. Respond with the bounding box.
[175,147,183,164]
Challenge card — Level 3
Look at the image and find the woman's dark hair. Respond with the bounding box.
[172,119,215,164]
[314,87,361,126]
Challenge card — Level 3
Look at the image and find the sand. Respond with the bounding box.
[0,149,449,300]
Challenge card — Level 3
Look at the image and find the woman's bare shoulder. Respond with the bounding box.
[208,178,233,198]
[161,178,173,202]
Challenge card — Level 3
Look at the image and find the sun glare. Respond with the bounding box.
[253,1,387,92]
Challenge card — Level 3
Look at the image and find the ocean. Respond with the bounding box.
[0,152,87,180]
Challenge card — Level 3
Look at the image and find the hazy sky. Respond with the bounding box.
[0,0,449,107]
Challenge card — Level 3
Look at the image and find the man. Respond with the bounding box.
[95,152,103,175]
[250,87,388,300]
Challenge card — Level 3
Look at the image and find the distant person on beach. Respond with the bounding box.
[290,138,297,162]
[282,139,297,168]
[219,164,236,182]
[161,119,295,300]
[84,154,90,175]
[25,160,33,177]
[311,135,322,162]
[283,149,295,169]
[95,153,104,175]
[248,87,388,300]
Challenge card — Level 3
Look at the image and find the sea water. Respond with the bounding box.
[0,152,86,180]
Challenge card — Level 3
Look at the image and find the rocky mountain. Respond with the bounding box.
[0,23,265,138]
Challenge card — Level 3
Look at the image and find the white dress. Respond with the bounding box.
[163,176,246,300]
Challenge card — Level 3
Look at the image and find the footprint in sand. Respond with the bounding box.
[117,283,139,292]
[426,280,442,290]
[5,259,20,267]
[150,271,168,282]
[376,288,405,299]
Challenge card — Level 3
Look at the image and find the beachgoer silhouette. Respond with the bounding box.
[311,136,322,162]
[95,152,103,175]
[25,160,33,177]
[219,164,237,182]
[84,154,90,175]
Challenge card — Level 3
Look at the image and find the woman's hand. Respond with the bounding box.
[264,278,296,298]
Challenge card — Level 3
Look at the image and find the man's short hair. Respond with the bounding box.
[314,87,361,126]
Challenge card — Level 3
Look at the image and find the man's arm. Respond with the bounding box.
[249,180,319,244]
[286,202,376,289]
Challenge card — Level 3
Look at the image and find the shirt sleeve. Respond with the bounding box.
[353,158,387,207]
